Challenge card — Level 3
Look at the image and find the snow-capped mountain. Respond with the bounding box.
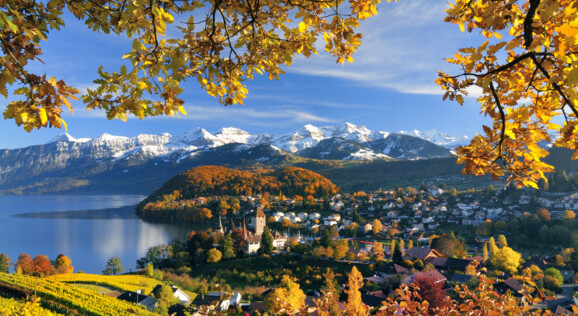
[0,123,464,195]
[398,129,469,148]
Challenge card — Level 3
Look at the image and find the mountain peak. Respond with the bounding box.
[49,133,91,144]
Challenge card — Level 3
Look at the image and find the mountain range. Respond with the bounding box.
[0,123,468,195]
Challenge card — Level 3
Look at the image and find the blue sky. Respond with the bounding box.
[0,0,490,149]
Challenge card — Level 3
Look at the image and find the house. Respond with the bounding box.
[272,231,287,248]
[117,290,158,311]
[346,248,368,260]
[362,223,373,234]
[245,235,262,254]
[151,285,190,304]
[546,297,578,315]
[364,275,386,284]
[229,292,242,306]
[403,270,446,285]
[192,292,230,311]
[376,262,409,278]
[495,278,523,296]
[405,247,443,261]
[443,273,473,284]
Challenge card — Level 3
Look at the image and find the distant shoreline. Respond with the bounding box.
[12,205,140,220]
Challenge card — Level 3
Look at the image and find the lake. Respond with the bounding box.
[0,195,205,274]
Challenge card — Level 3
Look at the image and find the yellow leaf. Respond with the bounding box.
[38,108,47,125]
[298,22,307,33]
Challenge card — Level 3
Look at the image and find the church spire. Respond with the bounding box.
[243,218,247,237]
[219,215,224,234]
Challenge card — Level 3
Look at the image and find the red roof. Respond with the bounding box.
[256,208,266,217]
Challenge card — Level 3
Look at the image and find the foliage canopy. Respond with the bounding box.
[0,0,381,131]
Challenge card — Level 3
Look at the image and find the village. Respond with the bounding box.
[118,184,578,315]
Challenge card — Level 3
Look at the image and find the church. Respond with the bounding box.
[218,208,286,255]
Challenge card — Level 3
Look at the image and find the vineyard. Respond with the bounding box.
[0,296,61,316]
[0,273,156,316]
[48,273,164,293]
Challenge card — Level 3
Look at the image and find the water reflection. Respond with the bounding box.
[0,195,205,273]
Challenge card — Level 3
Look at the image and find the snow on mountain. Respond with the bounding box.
[49,133,91,143]
[329,122,372,142]
[38,123,465,163]
[398,129,469,148]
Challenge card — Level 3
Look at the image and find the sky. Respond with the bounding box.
[0,0,492,149]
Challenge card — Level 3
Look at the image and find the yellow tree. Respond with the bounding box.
[345,266,369,316]
[372,241,385,261]
[372,219,383,235]
[0,0,381,131]
[264,275,306,314]
[438,0,578,188]
[54,254,73,274]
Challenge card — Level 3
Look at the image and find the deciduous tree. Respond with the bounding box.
[438,0,578,188]
[345,266,368,316]
[412,273,449,312]
[0,0,380,131]
[31,255,53,277]
[54,254,73,274]
[103,256,123,275]
[206,248,222,263]
[372,219,383,235]
[264,275,306,314]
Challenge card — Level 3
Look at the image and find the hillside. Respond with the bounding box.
[135,166,340,221]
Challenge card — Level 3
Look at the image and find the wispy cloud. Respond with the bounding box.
[176,104,334,125]
[287,1,472,96]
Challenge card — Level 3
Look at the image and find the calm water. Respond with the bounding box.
[0,195,203,274]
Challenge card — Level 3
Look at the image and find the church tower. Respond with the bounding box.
[253,208,266,236]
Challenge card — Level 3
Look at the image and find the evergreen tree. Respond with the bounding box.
[393,242,403,265]
[0,254,10,273]
[221,235,236,259]
[259,226,274,255]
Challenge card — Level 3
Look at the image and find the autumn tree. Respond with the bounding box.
[333,239,349,260]
[431,233,467,258]
[345,266,368,316]
[152,284,179,315]
[15,254,33,275]
[372,241,385,261]
[103,256,123,275]
[315,268,342,316]
[438,0,578,188]
[372,219,383,235]
[564,210,576,220]
[31,255,54,277]
[54,254,73,274]
[206,248,222,263]
[264,275,306,314]
[490,236,522,274]
[412,273,449,312]
[0,0,380,132]
[536,208,551,222]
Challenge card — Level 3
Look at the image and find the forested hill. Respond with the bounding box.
[136,165,340,214]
